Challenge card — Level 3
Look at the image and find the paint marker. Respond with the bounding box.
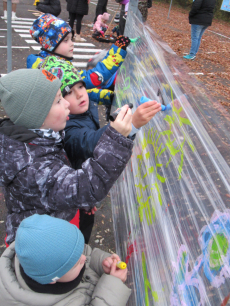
[130,37,140,43]
[140,88,172,111]
[116,261,127,269]
[109,103,133,122]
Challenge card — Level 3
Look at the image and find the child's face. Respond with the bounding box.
[64,82,89,115]
[57,254,86,283]
[55,33,74,58]
[42,89,70,132]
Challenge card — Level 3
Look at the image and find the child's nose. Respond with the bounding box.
[64,99,70,108]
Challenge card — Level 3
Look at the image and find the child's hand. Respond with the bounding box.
[102,254,120,273]
[84,207,97,215]
[110,259,127,283]
[110,105,132,137]
[115,35,131,50]
[132,101,162,129]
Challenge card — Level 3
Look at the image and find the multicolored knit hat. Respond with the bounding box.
[41,56,86,97]
[30,14,73,52]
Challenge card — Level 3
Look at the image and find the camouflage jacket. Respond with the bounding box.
[0,119,133,245]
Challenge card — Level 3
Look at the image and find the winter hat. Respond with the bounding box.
[15,214,85,285]
[30,13,73,52]
[41,56,86,97]
[101,13,110,21]
[0,69,61,129]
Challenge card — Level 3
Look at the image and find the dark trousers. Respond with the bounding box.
[69,13,84,34]
[119,4,126,35]
[80,210,95,244]
[94,0,108,23]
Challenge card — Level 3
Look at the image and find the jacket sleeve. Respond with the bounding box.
[87,88,113,106]
[79,45,127,89]
[89,248,111,277]
[189,0,203,17]
[33,126,133,211]
[65,124,109,162]
[90,274,132,306]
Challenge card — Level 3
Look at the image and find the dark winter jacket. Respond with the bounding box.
[189,0,216,26]
[0,119,133,245]
[36,0,61,17]
[67,0,89,15]
[65,101,109,170]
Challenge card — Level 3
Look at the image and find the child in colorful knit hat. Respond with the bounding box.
[0,214,131,305]
[0,68,133,246]
[40,56,162,242]
[27,13,131,92]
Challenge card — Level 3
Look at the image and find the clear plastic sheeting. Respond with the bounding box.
[110,10,230,306]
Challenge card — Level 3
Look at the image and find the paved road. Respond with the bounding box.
[0,0,119,255]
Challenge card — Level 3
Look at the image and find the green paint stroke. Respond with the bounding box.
[142,252,159,305]
[137,196,156,225]
[209,234,228,271]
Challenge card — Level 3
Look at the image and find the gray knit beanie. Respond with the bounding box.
[0,69,62,129]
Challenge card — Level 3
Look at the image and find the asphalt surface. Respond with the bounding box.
[0,0,119,256]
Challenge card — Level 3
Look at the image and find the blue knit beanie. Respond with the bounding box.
[15,214,85,285]
[30,14,73,52]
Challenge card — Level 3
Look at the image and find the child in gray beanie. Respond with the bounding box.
[0,214,131,305]
[0,68,133,246]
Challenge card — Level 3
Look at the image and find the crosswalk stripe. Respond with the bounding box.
[73,42,96,47]
[14,29,30,33]
[11,25,31,29]
[73,54,94,59]
[0,46,30,49]
[31,46,102,53]
[25,40,38,44]
[19,34,31,38]
[23,39,96,48]
[4,20,33,25]
[72,62,87,68]
[1,16,35,21]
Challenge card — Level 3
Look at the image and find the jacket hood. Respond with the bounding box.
[0,119,63,187]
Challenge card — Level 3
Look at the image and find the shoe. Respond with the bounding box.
[114,13,120,23]
[75,34,85,42]
[2,10,7,19]
[122,14,127,21]
[183,54,196,60]
[87,23,94,28]
[12,12,18,20]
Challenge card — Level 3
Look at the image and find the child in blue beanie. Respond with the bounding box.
[0,214,131,305]
[0,68,133,246]
[27,13,131,92]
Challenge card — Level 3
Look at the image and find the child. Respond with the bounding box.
[27,13,130,93]
[93,12,110,37]
[0,214,131,305]
[0,68,133,246]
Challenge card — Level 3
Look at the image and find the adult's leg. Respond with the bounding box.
[75,13,84,35]
[119,4,126,35]
[3,1,7,11]
[69,12,76,31]
[195,25,208,55]
[94,0,108,23]
[102,0,108,14]
[189,24,200,57]
[12,3,17,12]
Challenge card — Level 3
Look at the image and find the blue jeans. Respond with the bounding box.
[190,24,208,56]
